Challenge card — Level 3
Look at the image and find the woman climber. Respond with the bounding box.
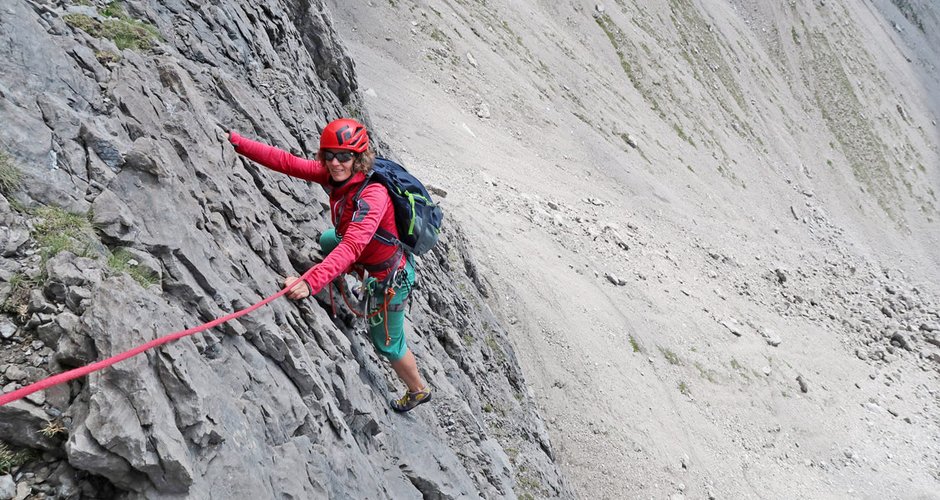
[223,118,431,413]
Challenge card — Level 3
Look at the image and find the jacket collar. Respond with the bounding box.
[328,171,367,196]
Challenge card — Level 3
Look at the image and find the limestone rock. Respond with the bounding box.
[0,317,16,340]
[36,311,80,348]
[90,189,140,246]
[0,400,61,451]
[721,318,744,337]
[760,327,782,346]
[605,272,627,286]
[0,476,13,500]
[0,224,29,258]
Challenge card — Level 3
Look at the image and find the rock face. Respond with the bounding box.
[0,1,570,498]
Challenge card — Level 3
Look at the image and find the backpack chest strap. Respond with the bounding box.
[372,227,400,247]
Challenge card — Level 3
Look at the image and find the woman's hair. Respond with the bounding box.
[353,147,376,175]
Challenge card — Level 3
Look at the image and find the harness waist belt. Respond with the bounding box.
[364,245,403,274]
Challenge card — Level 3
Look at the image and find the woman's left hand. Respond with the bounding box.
[284,276,311,300]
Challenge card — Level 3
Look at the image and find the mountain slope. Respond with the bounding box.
[330,0,940,497]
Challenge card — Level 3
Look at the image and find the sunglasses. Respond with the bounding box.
[321,150,356,162]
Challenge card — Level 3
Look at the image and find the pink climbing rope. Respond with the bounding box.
[0,269,314,407]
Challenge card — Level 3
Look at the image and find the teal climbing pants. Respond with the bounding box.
[320,228,415,361]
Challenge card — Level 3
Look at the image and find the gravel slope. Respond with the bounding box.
[331,0,940,498]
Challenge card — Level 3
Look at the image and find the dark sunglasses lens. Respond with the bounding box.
[323,151,354,162]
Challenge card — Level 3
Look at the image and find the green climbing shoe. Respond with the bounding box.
[390,387,432,413]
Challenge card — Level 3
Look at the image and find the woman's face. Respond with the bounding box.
[322,149,356,182]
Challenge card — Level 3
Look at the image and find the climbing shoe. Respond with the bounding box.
[390,387,432,413]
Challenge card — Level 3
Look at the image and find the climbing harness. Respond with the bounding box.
[327,260,411,347]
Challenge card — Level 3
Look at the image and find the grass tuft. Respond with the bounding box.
[0,150,21,196]
[33,206,97,264]
[39,420,68,439]
[107,249,158,287]
[629,335,641,353]
[694,361,721,384]
[64,2,160,51]
[658,345,681,365]
[0,441,38,475]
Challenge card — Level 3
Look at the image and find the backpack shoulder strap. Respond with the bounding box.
[352,171,402,249]
[352,171,374,202]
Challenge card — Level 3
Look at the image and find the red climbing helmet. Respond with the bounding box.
[320,118,369,153]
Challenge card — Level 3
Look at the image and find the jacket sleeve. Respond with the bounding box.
[303,184,390,294]
[229,131,329,184]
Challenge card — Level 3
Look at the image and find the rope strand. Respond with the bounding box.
[0,268,316,407]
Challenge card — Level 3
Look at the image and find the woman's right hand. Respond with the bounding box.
[284,276,311,300]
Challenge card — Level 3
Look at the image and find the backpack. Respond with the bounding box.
[353,158,443,255]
